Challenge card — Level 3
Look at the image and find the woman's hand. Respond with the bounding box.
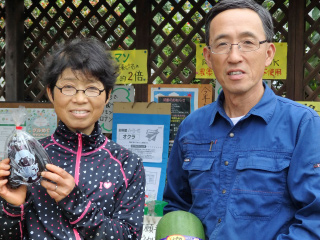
[40,164,75,203]
[0,158,27,206]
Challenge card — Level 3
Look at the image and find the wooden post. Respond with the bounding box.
[287,0,305,101]
[5,0,24,101]
[134,0,151,102]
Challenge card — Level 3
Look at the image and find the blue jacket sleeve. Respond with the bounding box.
[278,114,320,239]
[163,125,192,214]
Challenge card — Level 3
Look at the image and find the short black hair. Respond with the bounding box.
[205,0,274,46]
[43,37,118,100]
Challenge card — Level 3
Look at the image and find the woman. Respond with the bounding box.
[0,37,145,240]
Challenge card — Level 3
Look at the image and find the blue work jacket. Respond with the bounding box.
[163,83,320,240]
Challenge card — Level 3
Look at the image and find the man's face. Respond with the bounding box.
[203,8,275,98]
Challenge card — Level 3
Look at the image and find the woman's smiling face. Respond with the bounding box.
[47,67,108,135]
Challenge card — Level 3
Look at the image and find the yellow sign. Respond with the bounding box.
[111,50,148,84]
[196,43,215,79]
[297,101,320,116]
[264,42,287,80]
[196,42,287,80]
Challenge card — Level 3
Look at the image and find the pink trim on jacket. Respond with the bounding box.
[70,201,92,225]
[74,133,83,185]
[46,134,109,156]
[45,135,109,186]
[20,205,24,240]
[73,229,82,240]
[2,206,22,218]
[103,148,128,188]
[3,205,24,240]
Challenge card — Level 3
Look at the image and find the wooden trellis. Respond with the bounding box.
[303,0,320,101]
[0,0,319,103]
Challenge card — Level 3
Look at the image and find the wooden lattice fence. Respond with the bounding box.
[0,0,319,102]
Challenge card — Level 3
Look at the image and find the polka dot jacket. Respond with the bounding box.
[0,121,146,240]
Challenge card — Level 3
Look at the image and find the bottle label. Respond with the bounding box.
[160,235,203,240]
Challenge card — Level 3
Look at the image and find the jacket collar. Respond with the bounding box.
[210,82,277,125]
[54,121,106,151]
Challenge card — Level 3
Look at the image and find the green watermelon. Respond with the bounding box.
[155,210,206,240]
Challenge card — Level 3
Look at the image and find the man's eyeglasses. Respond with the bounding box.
[55,85,105,97]
[207,39,268,54]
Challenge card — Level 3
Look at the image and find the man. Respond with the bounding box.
[163,0,320,239]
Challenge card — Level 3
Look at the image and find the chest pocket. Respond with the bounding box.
[229,155,290,220]
[182,156,215,220]
[182,156,214,171]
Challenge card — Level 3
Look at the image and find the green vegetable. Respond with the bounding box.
[155,210,206,240]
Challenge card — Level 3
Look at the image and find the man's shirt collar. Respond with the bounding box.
[210,82,277,126]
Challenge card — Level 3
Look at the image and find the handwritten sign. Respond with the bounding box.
[196,43,215,79]
[141,216,162,240]
[196,42,287,80]
[264,42,287,80]
[99,85,134,133]
[297,101,320,116]
[111,50,148,84]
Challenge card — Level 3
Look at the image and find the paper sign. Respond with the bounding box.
[196,42,287,80]
[297,101,320,116]
[25,108,57,139]
[111,50,148,84]
[112,102,171,201]
[264,42,287,80]
[196,43,215,79]
[99,85,134,133]
[148,84,213,111]
[141,215,162,240]
[158,96,191,140]
[116,124,164,163]
[145,166,162,201]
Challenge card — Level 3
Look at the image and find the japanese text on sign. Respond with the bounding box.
[149,84,213,111]
[158,96,191,140]
[297,101,320,116]
[141,216,162,240]
[116,124,164,163]
[111,50,148,84]
[99,85,134,133]
[264,42,287,79]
